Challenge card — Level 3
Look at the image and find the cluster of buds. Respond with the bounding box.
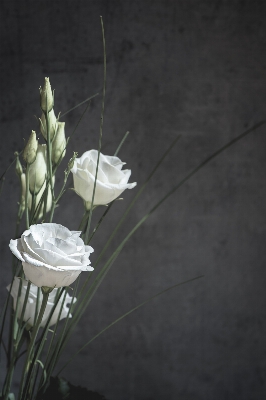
[20,144,54,218]
[39,77,66,164]
[19,78,66,219]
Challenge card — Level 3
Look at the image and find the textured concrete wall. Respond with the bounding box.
[0,1,266,399]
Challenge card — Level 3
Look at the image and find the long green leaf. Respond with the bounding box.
[114,131,129,157]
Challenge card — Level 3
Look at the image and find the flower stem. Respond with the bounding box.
[45,110,55,221]
[18,290,50,400]
[25,163,30,230]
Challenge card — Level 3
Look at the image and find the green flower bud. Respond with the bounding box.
[40,77,54,112]
[15,152,23,177]
[52,121,66,164]
[28,144,47,194]
[67,152,78,171]
[23,131,38,165]
[40,109,57,141]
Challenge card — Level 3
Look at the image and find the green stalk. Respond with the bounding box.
[42,281,79,387]
[42,289,67,369]
[18,291,50,400]
[4,171,27,388]
[0,265,21,364]
[7,276,24,367]
[34,288,41,326]
[25,288,66,397]
[114,131,129,157]
[17,281,31,334]
[78,209,90,232]
[45,108,55,223]
[25,164,30,230]
[86,201,115,243]
[3,355,16,400]
[29,191,36,223]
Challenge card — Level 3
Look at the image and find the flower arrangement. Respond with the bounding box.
[0,22,263,400]
[1,69,142,399]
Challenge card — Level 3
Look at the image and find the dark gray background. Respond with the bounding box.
[0,1,266,399]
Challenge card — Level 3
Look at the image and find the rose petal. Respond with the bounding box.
[22,262,82,288]
[9,239,25,262]
[22,236,48,264]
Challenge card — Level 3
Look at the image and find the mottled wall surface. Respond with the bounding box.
[0,1,266,399]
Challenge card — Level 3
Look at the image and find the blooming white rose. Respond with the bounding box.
[9,223,94,288]
[7,277,76,328]
[71,150,137,207]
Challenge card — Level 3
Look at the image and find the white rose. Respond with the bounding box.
[7,277,76,328]
[9,223,94,288]
[71,150,137,207]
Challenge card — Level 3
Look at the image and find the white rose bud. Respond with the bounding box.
[52,122,66,164]
[23,131,38,165]
[71,150,137,207]
[40,77,54,113]
[9,223,94,288]
[40,108,57,141]
[28,144,47,194]
[7,278,76,328]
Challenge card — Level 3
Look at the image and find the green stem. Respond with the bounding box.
[18,291,49,400]
[45,111,54,203]
[49,200,56,223]
[114,131,129,157]
[3,355,16,400]
[25,164,30,230]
